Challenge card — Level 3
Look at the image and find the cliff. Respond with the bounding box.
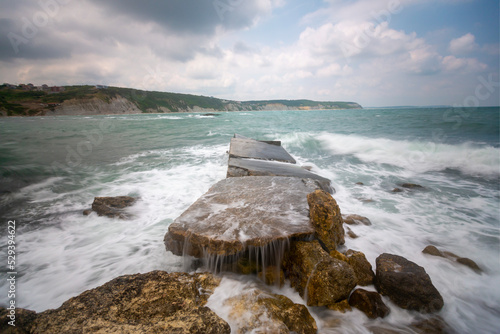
[0,84,362,116]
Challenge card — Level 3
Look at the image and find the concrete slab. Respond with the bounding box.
[227,158,334,193]
[229,137,296,163]
[164,176,320,257]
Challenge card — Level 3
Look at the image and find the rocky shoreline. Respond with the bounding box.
[3,134,484,333]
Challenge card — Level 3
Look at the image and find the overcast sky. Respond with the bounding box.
[0,0,498,107]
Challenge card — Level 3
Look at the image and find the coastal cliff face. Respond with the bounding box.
[48,96,142,116]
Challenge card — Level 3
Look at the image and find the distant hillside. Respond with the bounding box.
[0,84,362,116]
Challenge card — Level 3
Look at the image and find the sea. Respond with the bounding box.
[0,107,499,333]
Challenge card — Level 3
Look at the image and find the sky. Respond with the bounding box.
[0,0,498,107]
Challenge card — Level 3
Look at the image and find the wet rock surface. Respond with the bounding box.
[423,245,482,273]
[2,271,230,334]
[345,249,375,286]
[222,289,317,334]
[229,136,296,163]
[375,253,444,313]
[348,288,390,319]
[84,196,137,219]
[283,240,357,308]
[165,176,320,257]
[307,189,345,252]
[342,214,372,226]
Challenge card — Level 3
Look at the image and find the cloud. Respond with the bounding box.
[449,33,478,55]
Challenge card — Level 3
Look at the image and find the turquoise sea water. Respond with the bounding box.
[0,107,499,333]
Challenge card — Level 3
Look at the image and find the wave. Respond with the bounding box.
[317,132,500,178]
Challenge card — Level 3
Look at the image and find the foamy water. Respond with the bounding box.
[0,108,498,333]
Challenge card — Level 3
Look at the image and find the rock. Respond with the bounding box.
[258,266,285,286]
[423,245,482,273]
[224,289,317,334]
[307,189,345,252]
[87,196,137,219]
[33,271,230,334]
[227,158,333,193]
[201,113,220,116]
[348,288,390,319]
[343,214,372,226]
[165,176,320,258]
[391,187,403,193]
[401,183,424,189]
[82,209,92,216]
[346,249,375,286]
[0,307,37,333]
[326,299,352,313]
[229,136,296,163]
[330,249,349,262]
[345,226,358,239]
[422,245,445,257]
[410,316,449,334]
[456,257,482,273]
[283,240,357,307]
[355,182,364,185]
[375,253,444,313]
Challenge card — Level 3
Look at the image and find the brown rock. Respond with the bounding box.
[375,253,444,313]
[410,316,450,334]
[89,196,137,219]
[457,257,482,273]
[0,307,37,333]
[401,183,424,189]
[343,214,372,226]
[346,249,375,286]
[391,187,403,193]
[348,288,390,319]
[307,189,345,252]
[33,271,230,334]
[326,299,351,313]
[346,226,358,239]
[258,266,285,286]
[225,289,317,334]
[422,245,445,257]
[283,240,357,307]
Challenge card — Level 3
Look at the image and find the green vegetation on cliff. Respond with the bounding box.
[0,84,362,116]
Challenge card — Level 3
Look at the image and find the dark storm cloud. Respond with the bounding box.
[91,0,265,35]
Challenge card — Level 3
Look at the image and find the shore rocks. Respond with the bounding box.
[283,240,357,308]
[84,196,137,219]
[422,245,482,273]
[348,288,390,319]
[342,214,372,226]
[223,289,317,334]
[375,253,444,313]
[345,249,375,286]
[307,189,345,252]
[164,176,319,258]
[6,271,230,334]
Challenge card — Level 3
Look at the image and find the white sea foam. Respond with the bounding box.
[318,132,500,178]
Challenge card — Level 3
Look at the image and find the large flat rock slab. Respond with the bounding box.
[164,176,321,257]
[229,137,296,163]
[227,157,333,193]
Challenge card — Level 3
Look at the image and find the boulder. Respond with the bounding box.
[85,196,137,219]
[456,257,482,273]
[348,288,390,319]
[223,289,317,334]
[0,307,37,333]
[164,176,320,258]
[33,271,230,334]
[345,249,375,286]
[375,253,444,313]
[342,214,372,226]
[422,245,445,257]
[401,183,424,189]
[283,240,357,307]
[307,189,345,252]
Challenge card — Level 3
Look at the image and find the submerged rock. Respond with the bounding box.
[348,288,390,319]
[283,240,357,308]
[222,289,317,334]
[85,196,137,219]
[165,176,320,258]
[16,271,230,333]
[401,183,424,189]
[307,189,345,252]
[375,253,444,313]
[422,245,482,273]
[342,214,372,226]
